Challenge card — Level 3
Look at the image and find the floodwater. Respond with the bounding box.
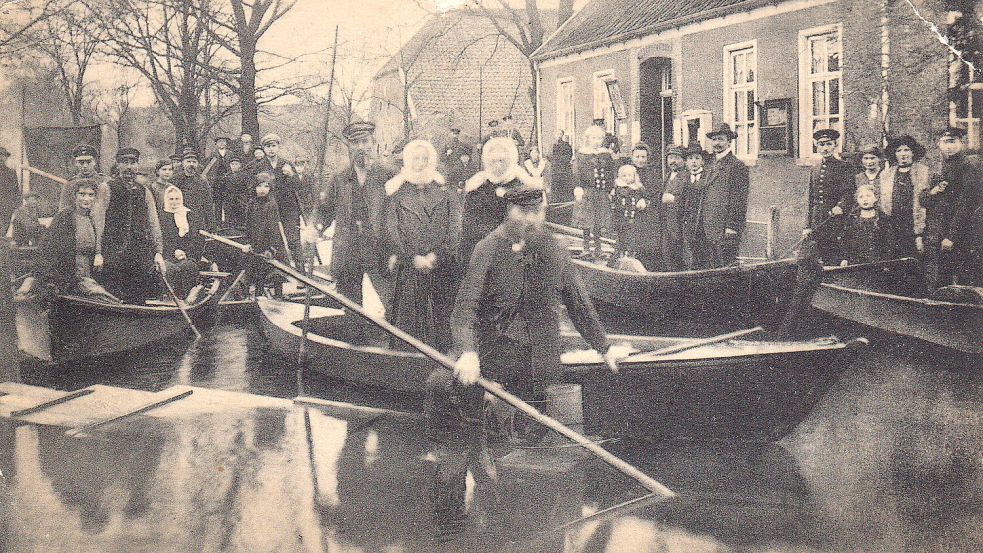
[1,303,981,551]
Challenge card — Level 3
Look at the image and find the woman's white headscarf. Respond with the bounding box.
[385,139,444,196]
[162,184,191,237]
[464,137,537,193]
[578,125,609,155]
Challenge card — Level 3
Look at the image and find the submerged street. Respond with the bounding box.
[1,307,980,552]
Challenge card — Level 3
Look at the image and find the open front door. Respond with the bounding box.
[639,57,674,180]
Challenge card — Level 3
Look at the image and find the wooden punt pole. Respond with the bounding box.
[66,389,194,437]
[11,388,95,417]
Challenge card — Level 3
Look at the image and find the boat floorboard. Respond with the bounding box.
[0,382,293,428]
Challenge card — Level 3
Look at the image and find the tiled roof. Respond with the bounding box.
[534,0,769,60]
[373,9,557,137]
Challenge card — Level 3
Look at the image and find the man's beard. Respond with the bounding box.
[353,151,368,168]
[508,216,547,248]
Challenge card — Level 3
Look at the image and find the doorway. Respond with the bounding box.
[639,57,674,180]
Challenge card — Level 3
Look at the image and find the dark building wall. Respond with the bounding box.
[678,1,884,251]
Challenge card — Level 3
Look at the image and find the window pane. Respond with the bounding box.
[971,90,983,118]
[748,50,756,82]
[813,81,827,116]
[829,78,840,115]
[810,37,825,74]
[827,34,841,72]
[747,92,756,122]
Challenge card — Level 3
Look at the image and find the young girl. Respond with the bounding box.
[838,184,897,265]
[160,185,205,297]
[572,125,615,259]
[244,172,284,295]
[608,164,648,265]
[384,140,462,351]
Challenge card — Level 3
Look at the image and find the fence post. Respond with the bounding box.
[766,205,780,259]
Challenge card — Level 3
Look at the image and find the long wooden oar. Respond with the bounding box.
[158,268,202,339]
[202,230,676,498]
[622,326,763,363]
[823,257,918,275]
[546,221,617,246]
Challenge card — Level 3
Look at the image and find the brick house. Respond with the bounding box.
[371,9,556,157]
[533,0,974,251]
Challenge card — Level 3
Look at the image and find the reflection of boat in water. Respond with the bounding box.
[15,266,223,364]
[548,222,808,334]
[813,262,983,354]
[258,294,866,442]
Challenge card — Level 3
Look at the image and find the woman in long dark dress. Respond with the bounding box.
[384,140,462,352]
[159,184,205,297]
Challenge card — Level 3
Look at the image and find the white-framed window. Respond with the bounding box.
[593,70,617,134]
[556,77,576,146]
[949,56,982,150]
[798,24,844,158]
[677,109,712,150]
[724,40,758,160]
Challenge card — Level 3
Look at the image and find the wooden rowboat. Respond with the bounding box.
[544,222,811,334]
[15,268,223,364]
[257,295,866,442]
[813,265,983,355]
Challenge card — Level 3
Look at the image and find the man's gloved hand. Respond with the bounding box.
[573,187,584,202]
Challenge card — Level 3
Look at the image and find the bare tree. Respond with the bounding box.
[84,0,235,153]
[37,4,106,125]
[0,0,71,58]
[203,0,298,137]
[465,0,574,143]
[94,81,139,146]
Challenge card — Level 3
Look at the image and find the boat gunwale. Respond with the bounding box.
[260,296,858,369]
[568,255,799,281]
[819,281,983,310]
[55,263,223,314]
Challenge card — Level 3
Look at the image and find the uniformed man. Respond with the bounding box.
[314,121,396,309]
[659,144,687,270]
[426,185,620,533]
[921,126,983,288]
[100,147,165,302]
[441,128,472,167]
[808,128,854,261]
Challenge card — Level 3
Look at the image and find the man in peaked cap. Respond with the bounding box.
[808,128,854,262]
[922,125,983,288]
[100,146,166,302]
[314,119,396,310]
[703,122,751,266]
[426,184,621,533]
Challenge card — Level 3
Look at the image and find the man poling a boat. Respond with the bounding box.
[427,184,628,535]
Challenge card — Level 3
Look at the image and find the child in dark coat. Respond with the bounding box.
[838,184,897,265]
[244,172,285,295]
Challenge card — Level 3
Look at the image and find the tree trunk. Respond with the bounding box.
[528,59,538,146]
[240,39,260,137]
[558,0,574,26]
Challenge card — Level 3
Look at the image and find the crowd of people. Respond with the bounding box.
[808,127,983,291]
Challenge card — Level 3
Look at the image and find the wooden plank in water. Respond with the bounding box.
[294,396,421,422]
[66,389,194,437]
[10,388,95,417]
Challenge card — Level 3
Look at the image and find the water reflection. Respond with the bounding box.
[1,312,980,551]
